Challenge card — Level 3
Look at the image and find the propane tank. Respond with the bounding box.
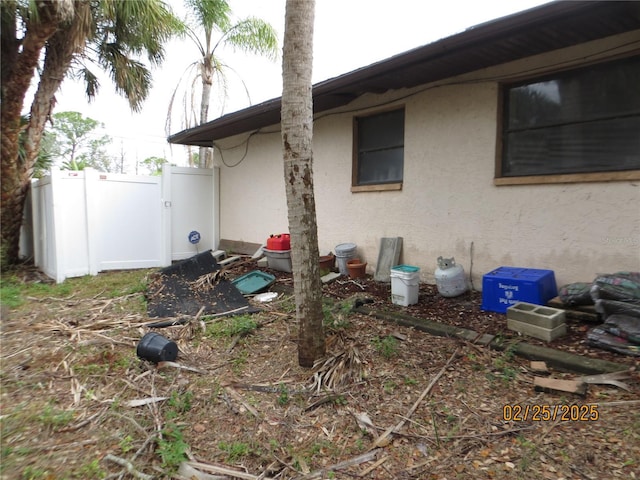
[435,257,468,297]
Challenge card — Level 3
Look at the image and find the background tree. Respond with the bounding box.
[46,111,113,172]
[81,136,115,172]
[141,156,168,176]
[281,0,325,367]
[1,0,180,266]
[167,0,278,168]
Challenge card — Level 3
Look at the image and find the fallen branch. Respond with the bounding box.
[178,462,227,479]
[359,454,389,477]
[205,306,249,318]
[415,423,538,442]
[181,461,273,480]
[103,454,153,480]
[144,307,203,328]
[304,394,341,412]
[58,406,108,432]
[226,333,243,353]
[293,448,382,480]
[125,397,168,408]
[145,305,247,328]
[225,386,260,418]
[372,348,459,449]
[107,411,149,437]
[336,279,366,290]
[157,361,207,374]
[596,399,640,407]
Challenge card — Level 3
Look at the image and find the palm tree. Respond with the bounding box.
[20,116,54,179]
[281,0,325,367]
[0,0,180,266]
[168,0,278,168]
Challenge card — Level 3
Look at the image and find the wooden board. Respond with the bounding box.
[533,376,587,396]
[530,361,548,373]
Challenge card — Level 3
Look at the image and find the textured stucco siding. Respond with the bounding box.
[214,34,640,288]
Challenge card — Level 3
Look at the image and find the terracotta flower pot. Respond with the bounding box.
[346,258,367,279]
[319,253,335,271]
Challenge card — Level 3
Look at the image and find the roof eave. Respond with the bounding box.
[168,0,640,147]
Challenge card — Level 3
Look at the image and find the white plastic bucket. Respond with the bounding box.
[390,265,420,306]
[335,243,357,275]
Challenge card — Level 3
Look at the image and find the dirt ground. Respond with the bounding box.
[1,262,639,480]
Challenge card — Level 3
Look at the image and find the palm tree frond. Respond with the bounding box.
[101,44,151,112]
[218,17,278,60]
[96,0,181,66]
[66,1,94,52]
[166,61,202,135]
[185,0,231,32]
[183,24,207,58]
[78,67,100,100]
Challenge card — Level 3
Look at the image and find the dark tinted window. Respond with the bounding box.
[502,57,640,177]
[355,109,404,185]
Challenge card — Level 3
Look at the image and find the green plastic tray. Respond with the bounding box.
[231,270,276,295]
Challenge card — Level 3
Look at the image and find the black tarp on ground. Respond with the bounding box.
[587,327,640,356]
[146,251,259,318]
[558,272,640,356]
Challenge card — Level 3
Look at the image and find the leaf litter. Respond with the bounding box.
[1,265,639,479]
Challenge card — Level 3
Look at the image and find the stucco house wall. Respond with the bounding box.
[214,32,640,288]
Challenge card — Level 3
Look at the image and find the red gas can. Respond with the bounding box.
[266,233,291,251]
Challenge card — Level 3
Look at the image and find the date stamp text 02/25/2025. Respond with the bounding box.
[503,404,599,422]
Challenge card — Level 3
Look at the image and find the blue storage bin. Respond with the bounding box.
[481,266,557,314]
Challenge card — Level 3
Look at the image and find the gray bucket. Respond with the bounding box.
[335,243,357,275]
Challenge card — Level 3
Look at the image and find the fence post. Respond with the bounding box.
[49,168,67,283]
[212,166,220,250]
[84,168,100,276]
[30,178,42,270]
[161,163,173,266]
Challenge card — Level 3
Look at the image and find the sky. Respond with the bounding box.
[52,0,550,173]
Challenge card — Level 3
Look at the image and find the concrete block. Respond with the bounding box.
[251,244,265,259]
[374,237,403,282]
[211,250,227,261]
[507,302,565,329]
[218,255,241,266]
[507,318,567,342]
[321,272,341,284]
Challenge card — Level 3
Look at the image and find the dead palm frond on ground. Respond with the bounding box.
[309,344,366,393]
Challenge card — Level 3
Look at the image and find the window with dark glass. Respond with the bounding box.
[501,56,640,177]
[354,108,405,186]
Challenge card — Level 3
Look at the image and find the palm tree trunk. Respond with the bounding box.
[0,3,66,264]
[199,59,214,168]
[25,33,76,171]
[281,0,325,367]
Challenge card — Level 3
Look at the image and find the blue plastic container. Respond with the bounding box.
[481,267,557,314]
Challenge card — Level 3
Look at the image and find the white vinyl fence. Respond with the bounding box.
[30,165,219,282]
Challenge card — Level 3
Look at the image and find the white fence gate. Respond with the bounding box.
[30,165,219,282]
[162,166,219,262]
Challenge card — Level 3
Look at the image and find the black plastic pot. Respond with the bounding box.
[136,332,178,363]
